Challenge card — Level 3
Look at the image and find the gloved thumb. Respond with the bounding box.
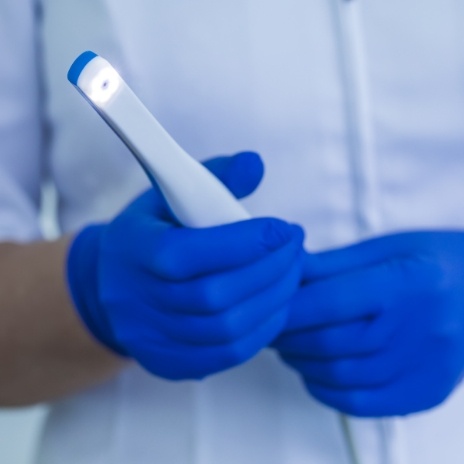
[202,151,265,199]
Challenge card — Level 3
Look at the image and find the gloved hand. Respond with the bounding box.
[67,152,305,380]
[273,231,464,416]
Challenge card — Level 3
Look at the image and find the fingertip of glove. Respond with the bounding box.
[290,224,306,244]
[227,151,265,198]
[260,219,304,251]
[234,151,263,170]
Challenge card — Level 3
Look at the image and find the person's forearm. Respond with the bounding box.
[0,236,125,407]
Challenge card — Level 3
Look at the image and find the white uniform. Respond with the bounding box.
[2,0,464,462]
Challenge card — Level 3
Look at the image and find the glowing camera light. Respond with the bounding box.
[86,66,121,105]
[68,52,122,107]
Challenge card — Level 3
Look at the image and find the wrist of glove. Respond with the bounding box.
[67,152,305,380]
[67,224,127,356]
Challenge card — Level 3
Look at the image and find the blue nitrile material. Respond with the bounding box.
[274,231,464,417]
[67,152,305,380]
[67,51,98,85]
[67,225,127,356]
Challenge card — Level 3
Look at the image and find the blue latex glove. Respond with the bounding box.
[274,231,464,417]
[67,152,305,380]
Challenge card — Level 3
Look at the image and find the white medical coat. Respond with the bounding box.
[1,0,464,463]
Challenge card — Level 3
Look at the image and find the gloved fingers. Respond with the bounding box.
[302,232,426,281]
[202,151,264,199]
[284,254,434,332]
[305,360,454,417]
[121,187,175,223]
[139,260,301,345]
[140,237,304,314]
[303,324,464,417]
[281,337,414,390]
[283,264,397,332]
[273,315,394,360]
[305,380,399,417]
[281,313,436,391]
[137,218,304,282]
[130,307,288,380]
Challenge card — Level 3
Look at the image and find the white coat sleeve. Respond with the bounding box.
[0,0,44,242]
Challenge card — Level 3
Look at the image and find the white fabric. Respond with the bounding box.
[0,0,43,242]
[1,0,464,462]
